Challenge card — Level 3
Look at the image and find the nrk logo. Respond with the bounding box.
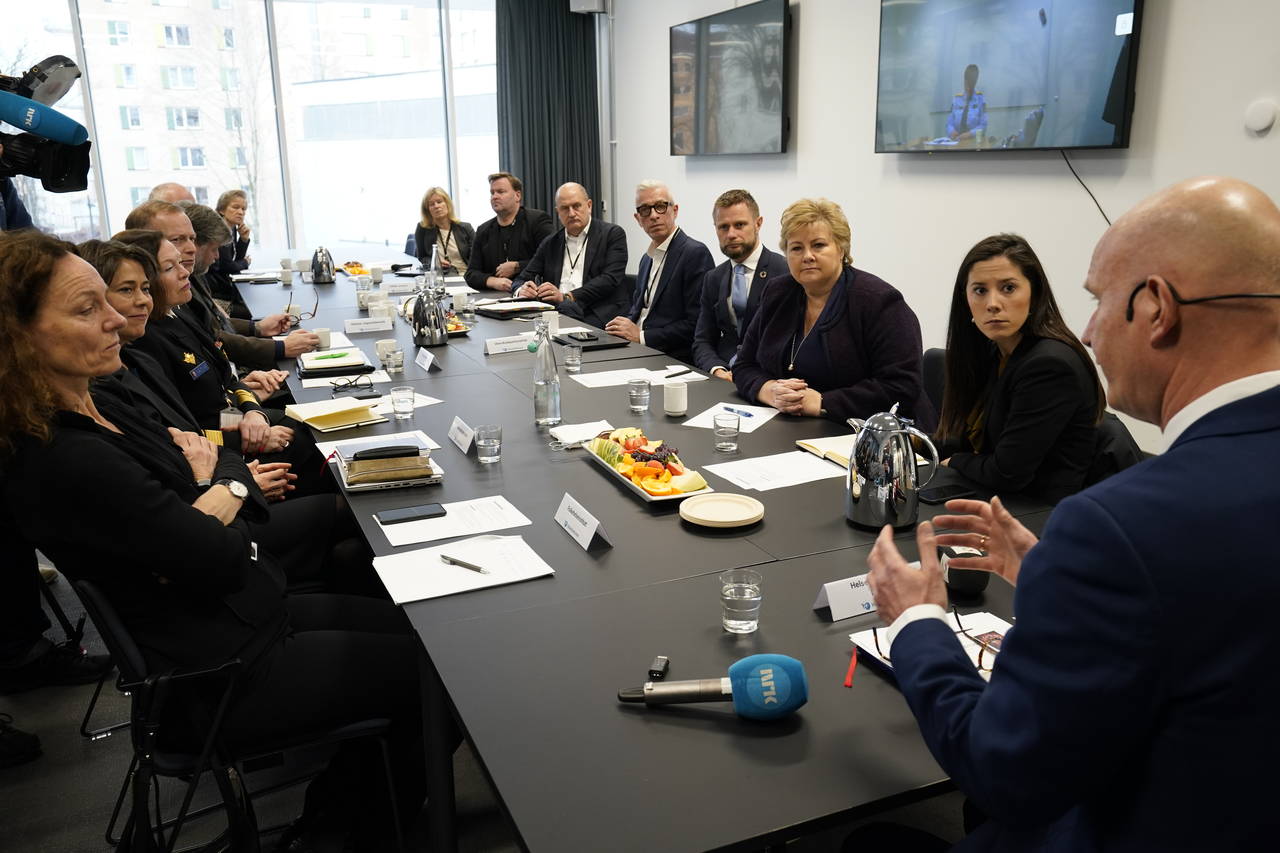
[752,665,787,705]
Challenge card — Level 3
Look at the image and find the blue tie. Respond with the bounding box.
[731,264,748,323]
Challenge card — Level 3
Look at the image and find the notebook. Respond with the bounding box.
[284,397,388,432]
[795,434,857,468]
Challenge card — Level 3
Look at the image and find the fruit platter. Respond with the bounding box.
[585,428,713,503]
[446,319,470,336]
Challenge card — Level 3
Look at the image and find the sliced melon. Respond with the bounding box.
[670,470,708,493]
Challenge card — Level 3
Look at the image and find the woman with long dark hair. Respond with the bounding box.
[936,233,1103,501]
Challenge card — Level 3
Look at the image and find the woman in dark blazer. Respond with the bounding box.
[733,198,933,426]
[0,229,429,849]
[413,186,475,274]
[935,233,1103,502]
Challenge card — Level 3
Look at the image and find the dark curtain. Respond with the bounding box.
[496,0,601,215]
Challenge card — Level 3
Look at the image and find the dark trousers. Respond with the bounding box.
[252,495,378,595]
[0,537,49,661]
[221,594,429,840]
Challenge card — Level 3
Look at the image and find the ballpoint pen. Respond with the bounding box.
[440,554,490,574]
[664,367,692,379]
[722,405,755,418]
[314,351,349,360]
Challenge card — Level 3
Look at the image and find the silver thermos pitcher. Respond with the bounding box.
[310,246,335,283]
[845,404,939,529]
[412,280,450,347]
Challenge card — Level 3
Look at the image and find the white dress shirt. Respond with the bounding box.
[887,368,1280,644]
[559,218,590,292]
[637,229,678,345]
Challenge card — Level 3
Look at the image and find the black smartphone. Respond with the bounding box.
[919,484,977,505]
[375,503,447,525]
[568,331,597,342]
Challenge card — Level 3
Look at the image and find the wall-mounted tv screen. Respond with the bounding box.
[671,0,788,156]
[875,0,1144,153]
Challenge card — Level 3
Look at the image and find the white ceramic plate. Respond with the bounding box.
[678,493,765,527]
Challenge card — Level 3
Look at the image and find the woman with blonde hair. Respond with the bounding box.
[413,186,474,274]
[733,197,933,425]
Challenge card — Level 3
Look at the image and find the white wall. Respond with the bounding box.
[609,0,1280,451]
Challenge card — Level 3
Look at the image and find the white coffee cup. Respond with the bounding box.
[312,328,331,349]
[375,338,398,359]
[280,268,293,284]
[356,289,371,310]
[664,379,688,416]
[294,259,310,271]
[280,257,293,269]
[370,266,384,284]
[282,303,300,317]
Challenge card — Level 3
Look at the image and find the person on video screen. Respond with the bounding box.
[947,64,988,141]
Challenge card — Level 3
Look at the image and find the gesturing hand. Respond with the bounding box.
[933,496,1038,587]
[867,522,948,625]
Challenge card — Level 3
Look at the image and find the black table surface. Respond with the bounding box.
[247,274,1057,852]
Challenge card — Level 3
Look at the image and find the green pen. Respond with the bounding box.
[314,351,349,360]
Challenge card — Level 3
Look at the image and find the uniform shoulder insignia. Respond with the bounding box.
[182,352,197,365]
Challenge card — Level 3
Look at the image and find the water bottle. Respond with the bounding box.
[426,244,442,288]
[530,317,562,426]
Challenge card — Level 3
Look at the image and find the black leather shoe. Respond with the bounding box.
[0,640,114,695]
[0,714,42,768]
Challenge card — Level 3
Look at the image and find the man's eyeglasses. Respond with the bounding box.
[871,607,1002,673]
[1125,278,1280,322]
[288,289,320,324]
[635,201,672,217]
[329,375,373,393]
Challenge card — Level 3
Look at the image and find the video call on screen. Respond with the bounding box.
[876,0,1140,153]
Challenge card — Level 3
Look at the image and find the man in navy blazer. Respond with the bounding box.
[606,180,713,364]
[513,182,629,330]
[865,176,1280,852]
[692,189,790,380]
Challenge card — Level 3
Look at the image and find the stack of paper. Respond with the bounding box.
[850,611,1013,682]
[372,535,554,603]
[298,349,370,371]
[703,450,845,491]
[683,402,778,433]
[568,365,709,389]
[375,495,532,547]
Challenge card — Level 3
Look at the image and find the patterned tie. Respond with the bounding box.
[731,264,749,322]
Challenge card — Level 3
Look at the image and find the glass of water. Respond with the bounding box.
[389,386,415,420]
[563,345,583,374]
[719,568,762,634]
[627,378,651,413]
[713,412,740,452]
[475,424,502,464]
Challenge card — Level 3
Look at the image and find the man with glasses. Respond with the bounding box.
[125,201,317,369]
[606,180,714,363]
[863,176,1280,851]
[465,172,554,292]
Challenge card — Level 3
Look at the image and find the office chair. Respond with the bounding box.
[73,579,404,853]
[1085,411,1146,485]
[922,348,946,417]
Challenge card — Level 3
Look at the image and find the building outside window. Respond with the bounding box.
[116,64,137,87]
[166,106,201,129]
[163,25,192,47]
[120,105,143,129]
[108,21,130,46]
[225,107,243,130]
[176,146,206,168]
[161,66,197,89]
[125,147,150,170]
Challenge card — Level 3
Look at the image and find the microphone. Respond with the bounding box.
[0,90,89,146]
[617,653,808,721]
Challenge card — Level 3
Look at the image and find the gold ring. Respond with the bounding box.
[980,535,988,549]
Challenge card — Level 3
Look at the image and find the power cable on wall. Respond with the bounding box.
[1061,149,1111,226]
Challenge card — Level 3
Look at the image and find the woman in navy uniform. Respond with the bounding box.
[946,64,987,141]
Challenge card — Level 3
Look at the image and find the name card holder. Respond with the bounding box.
[485,334,533,356]
[813,572,880,621]
[415,347,441,372]
[555,493,613,551]
[345,316,394,334]
[448,416,475,454]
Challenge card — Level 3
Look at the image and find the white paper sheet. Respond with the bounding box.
[314,429,441,459]
[371,535,554,604]
[683,402,778,433]
[377,495,532,547]
[850,611,1013,682]
[567,365,708,389]
[703,450,845,491]
[274,331,354,350]
[368,393,442,415]
[300,369,392,389]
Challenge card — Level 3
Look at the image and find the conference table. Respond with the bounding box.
[238,271,1054,852]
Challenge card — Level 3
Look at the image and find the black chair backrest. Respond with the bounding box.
[404,233,415,258]
[1085,411,1145,486]
[72,579,149,686]
[923,348,946,418]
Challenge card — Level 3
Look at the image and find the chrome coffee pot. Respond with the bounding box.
[412,280,450,347]
[310,246,335,284]
[845,403,939,530]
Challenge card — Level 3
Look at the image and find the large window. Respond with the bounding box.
[6,0,495,249]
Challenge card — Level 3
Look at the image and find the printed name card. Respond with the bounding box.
[344,316,393,334]
[415,347,440,372]
[554,493,613,551]
[448,416,475,454]
[485,335,533,356]
[813,572,878,621]
[383,278,415,295]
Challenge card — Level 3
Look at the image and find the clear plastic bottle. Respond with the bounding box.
[530,316,562,426]
[426,243,442,288]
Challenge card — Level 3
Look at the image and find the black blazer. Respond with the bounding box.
[691,246,790,374]
[513,220,630,329]
[413,220,475,269]
[733,266,934,427]
[942,336,1100,503]
[464,207,555,289]
[626,229,715,363]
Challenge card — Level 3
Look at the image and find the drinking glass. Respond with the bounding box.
[719,568,762,634]
[563,345,583,373]
[476,425,502,463]
[390,386,415,420]
[713,412,740,452]
[627,378,651,414]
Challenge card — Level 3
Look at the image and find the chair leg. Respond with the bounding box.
[81,670,130,740]
[376,736,405,853]
[106,755,138,847]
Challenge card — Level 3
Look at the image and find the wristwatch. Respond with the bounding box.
[215,479,249,500]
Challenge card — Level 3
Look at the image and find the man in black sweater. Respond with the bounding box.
[464,172,554,292]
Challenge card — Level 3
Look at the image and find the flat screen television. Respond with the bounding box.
[670,0,789,156]
[875,0,1144,153]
